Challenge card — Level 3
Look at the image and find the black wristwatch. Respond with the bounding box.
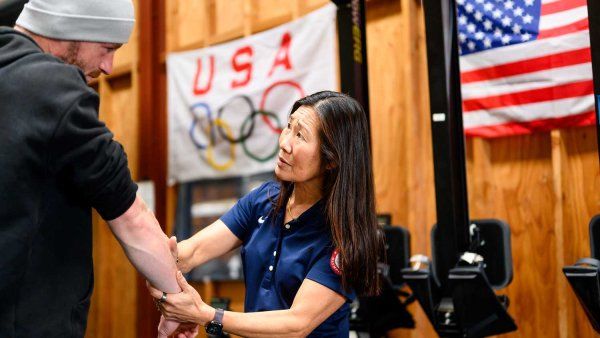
[205,308,224,335]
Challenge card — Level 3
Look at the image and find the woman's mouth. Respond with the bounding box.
[277,156,291,167]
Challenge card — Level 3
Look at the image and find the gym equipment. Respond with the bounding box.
[350,226,415,337]
[401,0,517,336]
[563,217,600,333]
[331,0,370,127]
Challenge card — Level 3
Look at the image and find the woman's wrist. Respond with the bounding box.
[178,239,195,273]
[199,303,215,326]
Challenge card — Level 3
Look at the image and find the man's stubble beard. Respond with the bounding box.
[60,42,101,80]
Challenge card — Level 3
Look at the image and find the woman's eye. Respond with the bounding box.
[287,123,291,129]
[296,132,303,139]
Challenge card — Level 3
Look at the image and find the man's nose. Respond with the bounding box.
[100,55,115,75]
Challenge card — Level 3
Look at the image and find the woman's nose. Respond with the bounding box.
[279,133,292,153]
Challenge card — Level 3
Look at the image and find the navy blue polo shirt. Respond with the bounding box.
[221,181,355,337]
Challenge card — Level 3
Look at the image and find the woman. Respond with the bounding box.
[149,91,382,337]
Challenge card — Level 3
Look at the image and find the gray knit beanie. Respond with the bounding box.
[15,0,135,44]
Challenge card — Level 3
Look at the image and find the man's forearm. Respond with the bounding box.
[107,195,180,293]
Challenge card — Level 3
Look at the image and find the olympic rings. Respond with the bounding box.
[216,95,256,143]
[240,110,281,163]
[259,80,305,134]
[186,80,305,171]
[188,102,214,149]
[205,118,236,171]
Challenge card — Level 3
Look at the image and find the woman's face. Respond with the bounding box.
[275,106,324,185]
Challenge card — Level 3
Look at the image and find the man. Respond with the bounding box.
[0,0,191,336]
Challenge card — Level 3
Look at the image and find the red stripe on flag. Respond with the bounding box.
[461,48,591,84]
[463,80,593,112]
[538,18,589,40]
[465,110,596,138]
[541,0,587,15]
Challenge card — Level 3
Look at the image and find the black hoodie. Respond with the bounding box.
[0,27,137,337]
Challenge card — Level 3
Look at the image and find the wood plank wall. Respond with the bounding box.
[84,0,600,337]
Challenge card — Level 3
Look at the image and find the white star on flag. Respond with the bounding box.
[474,11,483,21]
[493,27,503,38]
[513,7,524,16]
[483,19,493,30]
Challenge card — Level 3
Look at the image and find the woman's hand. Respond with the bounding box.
[147,271,213,325]
[171,237,195,274]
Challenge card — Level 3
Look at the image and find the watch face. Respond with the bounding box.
[205,322,223,335]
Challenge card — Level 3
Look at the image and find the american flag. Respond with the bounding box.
[458,0,596,137]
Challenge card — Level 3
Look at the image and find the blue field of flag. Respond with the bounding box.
[457,0,542,55]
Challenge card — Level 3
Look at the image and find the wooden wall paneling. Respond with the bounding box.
[399,0,436,266]
[249,0,294,33]
[113,0,139,75]
[166,0,208,52]
[299,0,330,15]
[367,0,408,235]
[467,134,559,337]
[556,126,600,337]
[551,130,570,338]
[207,0,246,44]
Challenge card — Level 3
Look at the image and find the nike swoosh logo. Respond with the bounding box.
[258,216,267,224]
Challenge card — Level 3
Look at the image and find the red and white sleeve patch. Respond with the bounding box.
[330,249,342,276]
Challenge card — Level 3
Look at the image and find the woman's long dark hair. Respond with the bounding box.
[274,91,381,296]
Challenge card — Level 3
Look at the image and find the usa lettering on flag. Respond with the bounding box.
[458,0,596,137]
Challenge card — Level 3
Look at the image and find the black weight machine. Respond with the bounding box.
[561,0,600,332]
[400,0,517,336]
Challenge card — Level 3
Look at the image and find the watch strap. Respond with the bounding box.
[213,308,224,324]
